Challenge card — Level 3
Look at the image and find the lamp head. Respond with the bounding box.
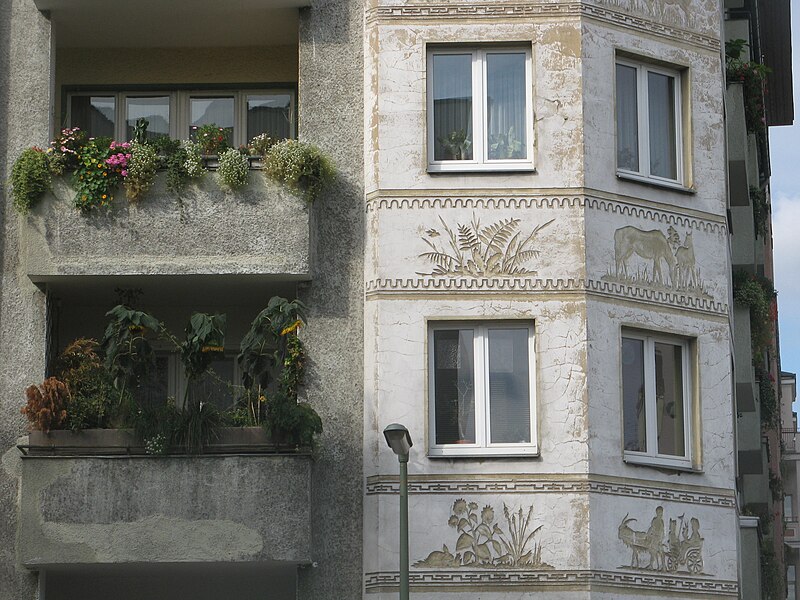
[383,423,413,457]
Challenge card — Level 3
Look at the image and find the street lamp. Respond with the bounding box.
[384,423,412,600]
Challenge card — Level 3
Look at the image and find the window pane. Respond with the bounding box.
[488,328,530,443]
[70,96,115,139]
[126,96,170,142]
[648,71,678,179]
[616,64,639,172]
[622,337,647,452]
[133,355,170,410]
[655,342,685,456]
[189,97,234,147]
[433,329,476,444]
[432,54,473,161]
[247,94,292,142]
[487,53,527,160]
[189,356,236,412]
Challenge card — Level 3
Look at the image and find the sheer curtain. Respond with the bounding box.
[488,328,530,444]
[486,53,527,160]
[432,54,473,161]
[616,64,639,172]
[655,343,685,456]
[648,72,677,179]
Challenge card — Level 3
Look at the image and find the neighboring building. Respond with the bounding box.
[782,372,799,600]
[0,1,792,600]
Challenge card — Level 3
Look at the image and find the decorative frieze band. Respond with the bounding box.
[365,474,736,508]
[366,2,720,52]
[588,279,728,315]
[585,197,728,235]
[364,569,738,596]
[366,195,584,212]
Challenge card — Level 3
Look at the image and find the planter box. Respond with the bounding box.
[24,427,299,456]
[21,175,311,281]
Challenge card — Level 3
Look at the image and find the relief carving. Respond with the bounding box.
[605,226,710,297]
[415,499,553,569]
[618,507,707,575]
[593,0,709,30]
[418,215,554,277]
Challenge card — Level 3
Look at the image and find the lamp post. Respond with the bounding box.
[383,423,412,600]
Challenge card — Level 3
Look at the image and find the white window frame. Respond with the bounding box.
[428,321,538,457]
[426,46,534,173]
[621,331,694,470]
[615,58,684,188]
[65,88,296,148]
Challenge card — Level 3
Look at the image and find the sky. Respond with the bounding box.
[770,1,800,410]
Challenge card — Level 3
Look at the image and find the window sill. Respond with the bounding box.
[429,445,539,458]
[428,162,536,174]
[624,452,701,473]
[616,171,695,194]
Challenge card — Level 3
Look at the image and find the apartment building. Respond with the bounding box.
[0,0,792,599]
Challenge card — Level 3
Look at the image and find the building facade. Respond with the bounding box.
[0,0,792,599]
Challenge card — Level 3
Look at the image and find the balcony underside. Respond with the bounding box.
[19,454,313,566]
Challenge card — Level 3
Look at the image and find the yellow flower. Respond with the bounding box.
[101,194,107,199]
[97,163,102,168]
[103,172,107,177]
[281,319,303,336]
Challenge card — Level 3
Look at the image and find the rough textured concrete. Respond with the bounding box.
[19,456,312,566]
[295,0,365,597]
[21,175,311,279]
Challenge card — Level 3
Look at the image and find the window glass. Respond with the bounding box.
[433,329,476,444]
[488,328,530,443]
[486,53,527,160]
[785,495,794,521]
[188,356,236,412]
[189,96,234,147]
[622,337,647,453]
[432,54,474,161]
[647,72,677,179]
[134,355,171,409]
[247,94,292,141]
[70,96,116,139]
[654,342,684,456]
[616,64,639,172]
[126,96,170,141]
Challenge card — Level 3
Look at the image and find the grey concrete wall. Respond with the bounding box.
[18,456,312,566]
[295,0,365,597]
[0,1,52,599]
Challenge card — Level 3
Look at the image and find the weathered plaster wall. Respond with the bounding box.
[0,1,51,598]
[295,0,365,597]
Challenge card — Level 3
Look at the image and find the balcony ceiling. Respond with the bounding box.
[42,0,303,48]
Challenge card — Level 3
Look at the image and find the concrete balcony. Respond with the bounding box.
[784,429,800,456]
[18,450,313,567]
[21,175,311,282]
[787,520,800,549]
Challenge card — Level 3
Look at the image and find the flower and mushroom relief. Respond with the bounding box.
[415,499,552,569]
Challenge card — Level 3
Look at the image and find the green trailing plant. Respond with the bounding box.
[55,338,116,431]
[183,140,206,178]
[266,394,322,447]
[733,269,776,359]
[195,123,230,155]
[124,142,159,201]
[750,185,770,239]
[162,140,205,195]
[725,39,771,133]
[101,304,161,404]
[265,139,334,202]
[21,377,69,433]
[756,363,779,428]
[769,468,783,502]
[760,540,784,600]
[217,147,249,189]
[10,147,51,213]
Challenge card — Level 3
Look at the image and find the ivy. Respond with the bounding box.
[10,147,51,213]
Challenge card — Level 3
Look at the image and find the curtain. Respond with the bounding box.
[70,96,115,139]
[432,54,473,161]
[655,343,685,456]
[486,53,527,160]
[648,72,678,179]
[616,64,639,172]
[488,328,531,443]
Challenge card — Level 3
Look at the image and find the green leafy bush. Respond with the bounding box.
[750,185,769,239]
[10,147,51,213]
[124,142,159,201]
[72,140,129,212]
[55,338,116,430]
[726,39,771,134]
[217,148,249,189]
[265,139,334,202]
[733,269,776,358]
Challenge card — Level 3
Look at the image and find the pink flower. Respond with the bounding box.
[121,170,128,177]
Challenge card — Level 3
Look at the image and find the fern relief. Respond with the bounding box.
[419,214,554,277]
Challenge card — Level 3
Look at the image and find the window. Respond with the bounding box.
[615,58,683,186]
[622,331,694,469]
[66,88,296,148]
[427,47,533,172]
[428,322,537,456]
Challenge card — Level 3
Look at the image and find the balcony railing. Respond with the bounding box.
[783,429,799,453]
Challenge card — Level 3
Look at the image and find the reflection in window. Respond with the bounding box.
[189,97,234,147]
[247,94,292,141]
[126,96,170,141]
[70,96,116,139]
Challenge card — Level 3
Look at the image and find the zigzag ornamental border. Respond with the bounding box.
[366,3,719,52]
[365,476,736,508]
[365,196,584,212]
[365,277,586,295]
[364,570,738,596]
[585,197,728,235]
[587,280,728,315]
